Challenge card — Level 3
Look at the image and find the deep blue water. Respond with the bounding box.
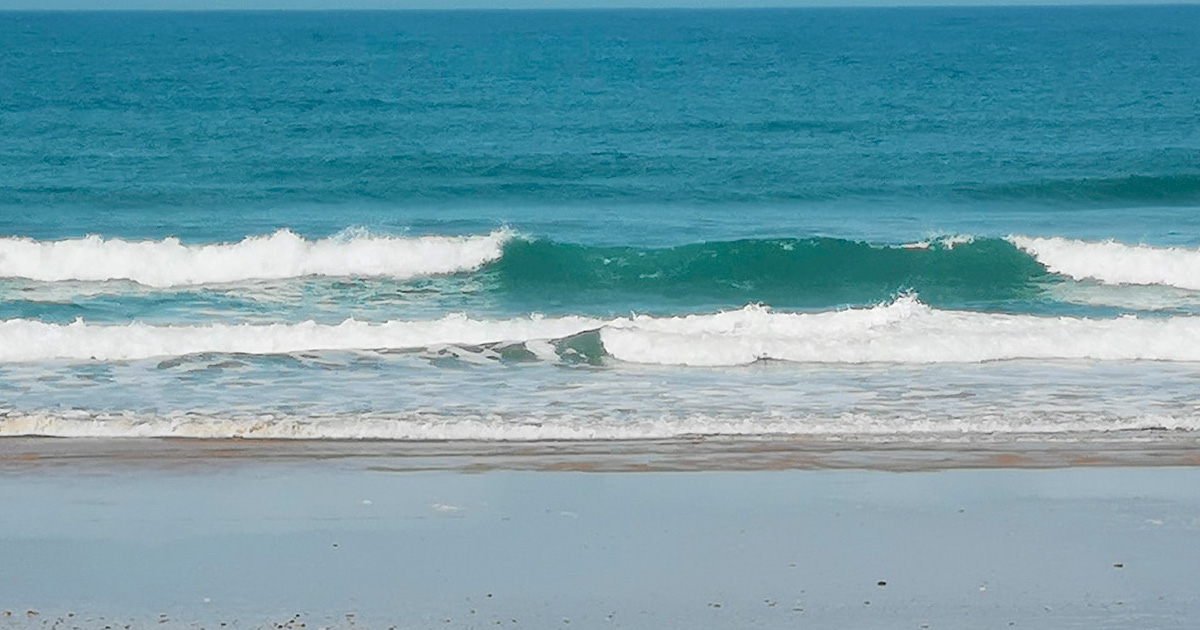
[1,8,1199,440]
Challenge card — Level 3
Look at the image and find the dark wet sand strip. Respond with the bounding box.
[2,434,1199,473]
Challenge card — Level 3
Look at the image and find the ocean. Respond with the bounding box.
[2,6,1200,442]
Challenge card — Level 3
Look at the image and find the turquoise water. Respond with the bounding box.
[2,7,1200,440]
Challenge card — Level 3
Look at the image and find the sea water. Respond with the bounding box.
[2,7,1200,441]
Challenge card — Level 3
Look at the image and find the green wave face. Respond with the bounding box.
[488,237,1053,312]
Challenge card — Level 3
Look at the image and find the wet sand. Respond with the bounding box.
[1,437,1198,629]
[2,434,1200,473]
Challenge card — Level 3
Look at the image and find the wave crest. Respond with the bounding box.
[1011,236,1200,291]
[0,229,512,287]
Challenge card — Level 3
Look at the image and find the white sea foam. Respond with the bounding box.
[0,229,513,287]
[5,296,1200,365]
[1011,235,1200,291]
[601,297,1200,366]
[1,409,1195,441]
[1044,282,1200,312]
[0,313,604,362]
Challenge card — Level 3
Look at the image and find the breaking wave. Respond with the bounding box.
[5,296,1200,366]
[0,229,512,287]
[5,230,1200,310]
[1012,236,1200,291]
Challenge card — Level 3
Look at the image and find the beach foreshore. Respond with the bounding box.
[1,437,1198,630]
[2,434,1199,473]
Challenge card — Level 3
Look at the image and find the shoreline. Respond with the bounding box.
[3,433,1199,473]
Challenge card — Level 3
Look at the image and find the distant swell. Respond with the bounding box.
[959,173,1200,205]
[6,296,1200,365]
[0,229,512,287]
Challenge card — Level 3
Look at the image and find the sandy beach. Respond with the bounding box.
[1,437,1197,630]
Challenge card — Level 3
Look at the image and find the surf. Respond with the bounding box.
[3,409,1196,441]
[6,230,1200,312]
[6,296,1200,365]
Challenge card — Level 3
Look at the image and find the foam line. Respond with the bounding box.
[1,410,1195,441]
